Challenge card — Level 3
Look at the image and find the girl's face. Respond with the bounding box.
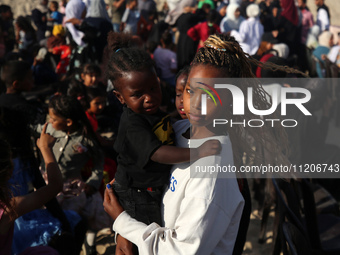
[114,69,162,115]
[183,65,229,128]
[175,73,188,119]
[49,108,68,131]
[88,96,106,115]
[82,72,99,87]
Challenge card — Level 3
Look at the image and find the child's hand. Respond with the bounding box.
[37,123,56,150]
[103,180,124,220]
[197,139,222,158]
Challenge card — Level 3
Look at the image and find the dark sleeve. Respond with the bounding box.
[124,116,163,169]
[114,112,162,170]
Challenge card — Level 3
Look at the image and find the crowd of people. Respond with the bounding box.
[0,0,339,254]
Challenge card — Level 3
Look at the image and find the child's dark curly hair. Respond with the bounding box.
[106,32,155,91]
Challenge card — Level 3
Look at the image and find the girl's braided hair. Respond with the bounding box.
[192,34,292,168]
[106,32,155,91]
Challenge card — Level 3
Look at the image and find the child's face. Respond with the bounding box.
[175,73,188,119]
[88,96,106,115]
[114,69,162,115]
[183,65,228,128]
[50,3,57,12]
[82,73,99,87]
[49,108,68,131]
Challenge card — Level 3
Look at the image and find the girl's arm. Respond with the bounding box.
[150,140,221,164]
[104,168,244,255]
[11,123,63,218]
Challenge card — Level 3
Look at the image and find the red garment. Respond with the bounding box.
[256,54,275,78]
[84,111,116,197]
[85,111,98,132]
[280,0,299,26]
[52,45,71,75]
[187,22,221,50]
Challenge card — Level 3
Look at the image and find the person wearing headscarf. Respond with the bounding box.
[165,0,196,25]
[220,3,245,33]
[187,10,221,51]
[327,33,340,66]
[271,0,300,57]
[239,0,255,19]
[65,0,86,46]
[197,0,215,10]
[313,31,333,77]
[306,25,321,49]
[216,2,227,25]
[175,3,207,70]
[230,4,264,55]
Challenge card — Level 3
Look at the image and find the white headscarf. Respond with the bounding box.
[246,4,260,18]
[220,3,244,33]
[66,0,86,19]
[65,0,87,46]
[318,31,333,48]
[86,0,110,21]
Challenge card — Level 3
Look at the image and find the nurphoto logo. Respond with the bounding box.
[194,78,312,128]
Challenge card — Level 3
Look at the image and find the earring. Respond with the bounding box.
[230,104,233,107]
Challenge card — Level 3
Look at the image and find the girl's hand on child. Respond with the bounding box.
[197,139,222,158]
[37,123,56,150]
[103,180,124,220]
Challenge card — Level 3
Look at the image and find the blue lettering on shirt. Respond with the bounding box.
[170,176,177,192]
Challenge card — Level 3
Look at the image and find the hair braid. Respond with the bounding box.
[191,34,291,169]
[106,32,155,91]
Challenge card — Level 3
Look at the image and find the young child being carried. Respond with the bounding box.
[106,32,221,230]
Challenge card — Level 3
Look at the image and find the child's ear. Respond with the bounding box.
[113,90,125,105]
[12,80,20,90]
[66,118,73,127]
[80,73,85,81]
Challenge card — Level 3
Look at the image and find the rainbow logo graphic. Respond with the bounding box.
[197,82,222,115]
